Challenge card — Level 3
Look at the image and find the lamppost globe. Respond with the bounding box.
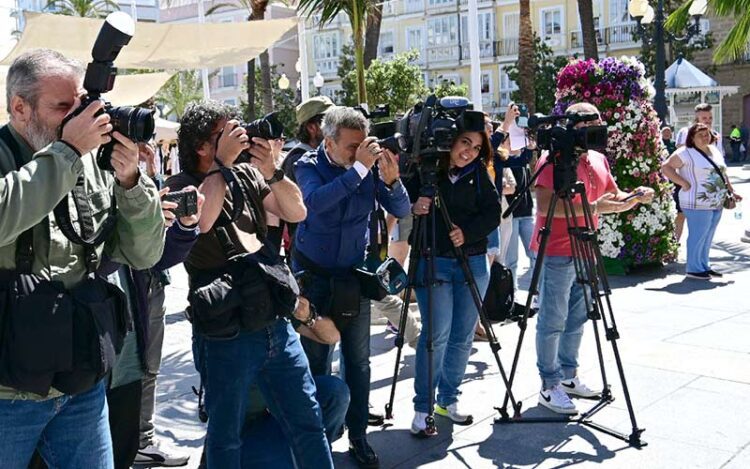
[295,59,301,74]
[641,5,655,25]
[688,0,707,17]
[313,71,325,89]
[628,0,648,19]
[278,73,290,90]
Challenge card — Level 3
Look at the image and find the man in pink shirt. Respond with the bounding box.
[531,103,654,414]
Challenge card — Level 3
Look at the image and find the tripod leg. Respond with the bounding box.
[499,193,561,418]
[385,215,424,420]
[423,206,438,435]
[433,195,522,417]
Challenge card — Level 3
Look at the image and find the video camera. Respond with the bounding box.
[527,111,608,191]
[64,12,155,172]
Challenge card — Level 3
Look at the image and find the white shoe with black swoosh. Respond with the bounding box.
[539,385,578,415]
[561,376,600,398]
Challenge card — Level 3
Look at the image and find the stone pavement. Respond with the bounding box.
[146,166,750,468]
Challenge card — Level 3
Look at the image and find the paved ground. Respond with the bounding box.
[144,166,750,468]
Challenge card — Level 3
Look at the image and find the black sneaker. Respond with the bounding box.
[686,271,711,280]
[706,269,724,278]
[349,437,379,468]
[368,410,385,426]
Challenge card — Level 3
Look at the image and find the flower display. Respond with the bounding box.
[554,57,678,266]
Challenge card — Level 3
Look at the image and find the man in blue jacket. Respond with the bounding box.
[293,106,410,468]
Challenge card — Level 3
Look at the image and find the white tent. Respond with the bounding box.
[154,117,179,143]
[1,12,298,70]
[665,57,738,132]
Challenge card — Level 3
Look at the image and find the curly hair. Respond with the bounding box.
[178,100,238,173]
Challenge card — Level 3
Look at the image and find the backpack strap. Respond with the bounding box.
[0,126,35,274]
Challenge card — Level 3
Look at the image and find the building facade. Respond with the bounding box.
[160,0,299,108]
[304,0,644,115]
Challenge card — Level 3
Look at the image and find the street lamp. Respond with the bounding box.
[278,73,290,91]
[629,0,706,124]
[313,71,325,96]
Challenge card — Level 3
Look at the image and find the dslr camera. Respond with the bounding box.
[236,112,285,163]
[355,104,408,156]
[64,12,155,172]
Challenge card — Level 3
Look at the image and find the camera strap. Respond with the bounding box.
[367,168,388,263]
[0,126,35,274]
[690,148,730,188]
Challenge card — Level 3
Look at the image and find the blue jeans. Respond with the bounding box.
[536,256,589,390]
[195,318,333,469]
[413,255,490,413]
[299,271,372,440]
[240,375,350,468]
[0,381,113,469]
[505,216,536,289]
[683,208,722,274]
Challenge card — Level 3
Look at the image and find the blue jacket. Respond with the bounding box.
[294,145,411,273]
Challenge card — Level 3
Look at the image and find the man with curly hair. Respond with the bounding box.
[166,101,332,469]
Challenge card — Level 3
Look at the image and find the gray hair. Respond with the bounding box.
[321,106,369,142]
[6,49,84,115]
[565,102,600,118]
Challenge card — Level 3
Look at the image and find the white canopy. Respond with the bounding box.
[1,12,297,70]
[154,117,179,143]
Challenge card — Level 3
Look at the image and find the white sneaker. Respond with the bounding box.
[561,376,600,398]
[435,402,473,425]
[539,385,578,415]
[135,441,190,467]
[410,411,437,437]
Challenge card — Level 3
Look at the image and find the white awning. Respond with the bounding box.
[1,12,297,70]
[666,86,738,96]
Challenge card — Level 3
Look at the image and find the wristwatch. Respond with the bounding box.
[264,168,285,185]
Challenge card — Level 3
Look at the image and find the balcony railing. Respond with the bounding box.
[570,24,638,49]
[541,33,566,50]
[426,44,460,63]
[427,38,520,64]
[497,37,519,57]
[460,40,496,59]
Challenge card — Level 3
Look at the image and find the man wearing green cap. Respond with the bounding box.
[281,96,335,184]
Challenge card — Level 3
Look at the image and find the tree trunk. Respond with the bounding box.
[259,50,273,114]
[578,0,599,61]
[353,26,367,105]
[246,59,256,121]
[364,5,383,68]
[518,0,536,114]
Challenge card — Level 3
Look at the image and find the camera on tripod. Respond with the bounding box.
[529,112,608,155]
[64,12,155,172]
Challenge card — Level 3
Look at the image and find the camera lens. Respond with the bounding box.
[243,113,285,141]
[110,105,154,142]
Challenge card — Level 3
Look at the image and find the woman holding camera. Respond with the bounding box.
[407,125,501,436]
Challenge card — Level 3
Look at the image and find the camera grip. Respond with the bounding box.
[96,140,116,172]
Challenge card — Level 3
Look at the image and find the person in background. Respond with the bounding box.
[662,126,676,156]
[730,124,742,163]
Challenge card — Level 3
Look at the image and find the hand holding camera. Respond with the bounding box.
[379,149,399,186]
[61,99,113,155]
[110,131,139,189]
[160,185,204,227]
[216,119,250,167]
[356,137,382,170]
[245,137,277,180]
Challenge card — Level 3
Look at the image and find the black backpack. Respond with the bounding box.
[484,263,517,323]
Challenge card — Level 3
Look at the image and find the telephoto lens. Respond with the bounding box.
[109,105,155,143]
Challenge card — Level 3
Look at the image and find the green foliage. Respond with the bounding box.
[336,49,427,113]
[432,78,468,99]
[667,0,750,64]
[505,34,569,114]
[156,71,203,120]
[240,64,297,137]
[46,0,119,18]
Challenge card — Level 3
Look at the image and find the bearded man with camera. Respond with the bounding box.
[531,102,654,415]
[292,106,411,468]
[165,101,333,469]
[0,49,165,468]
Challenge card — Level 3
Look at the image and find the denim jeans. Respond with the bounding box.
[194,318,333,469]
[300,272,372,440]
[505,216,536,289]
[683,208,722,274]
[535,256,589,390]
[240,375,350,468]
[0,380,113,469]
[413,255,490,413]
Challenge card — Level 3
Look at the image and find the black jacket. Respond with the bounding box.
[405,161,501,257]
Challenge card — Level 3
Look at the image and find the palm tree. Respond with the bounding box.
[667,0,749,63]
[298,0,377,105]
[517,0,536,113]
[207,0,274,119]
[46,0,119,18]
[578,0,599,60]
[363,3,382,67]
[156,71,204,120]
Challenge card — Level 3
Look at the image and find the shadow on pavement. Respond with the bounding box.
[646,277,734,294]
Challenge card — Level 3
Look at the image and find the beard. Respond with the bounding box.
[26,109,58,152]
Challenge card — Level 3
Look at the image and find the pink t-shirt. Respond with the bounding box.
[530,150,618,257]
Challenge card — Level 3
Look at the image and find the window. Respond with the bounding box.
[481,71,491,94]
[224,98,237,106]
[608,0,632,25]
[313,32,340,74]
[461,12,494,43]
[220,66,236,88]
[405,0,424,13]
[499,69,518,107]
[406,26,424,51]
[428,0,453,7]
[541,7,563,37]
[379,31,395,57]
[427,16,458,46]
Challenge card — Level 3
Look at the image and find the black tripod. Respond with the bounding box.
[494,159,646,448]
[384,186,522,434]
